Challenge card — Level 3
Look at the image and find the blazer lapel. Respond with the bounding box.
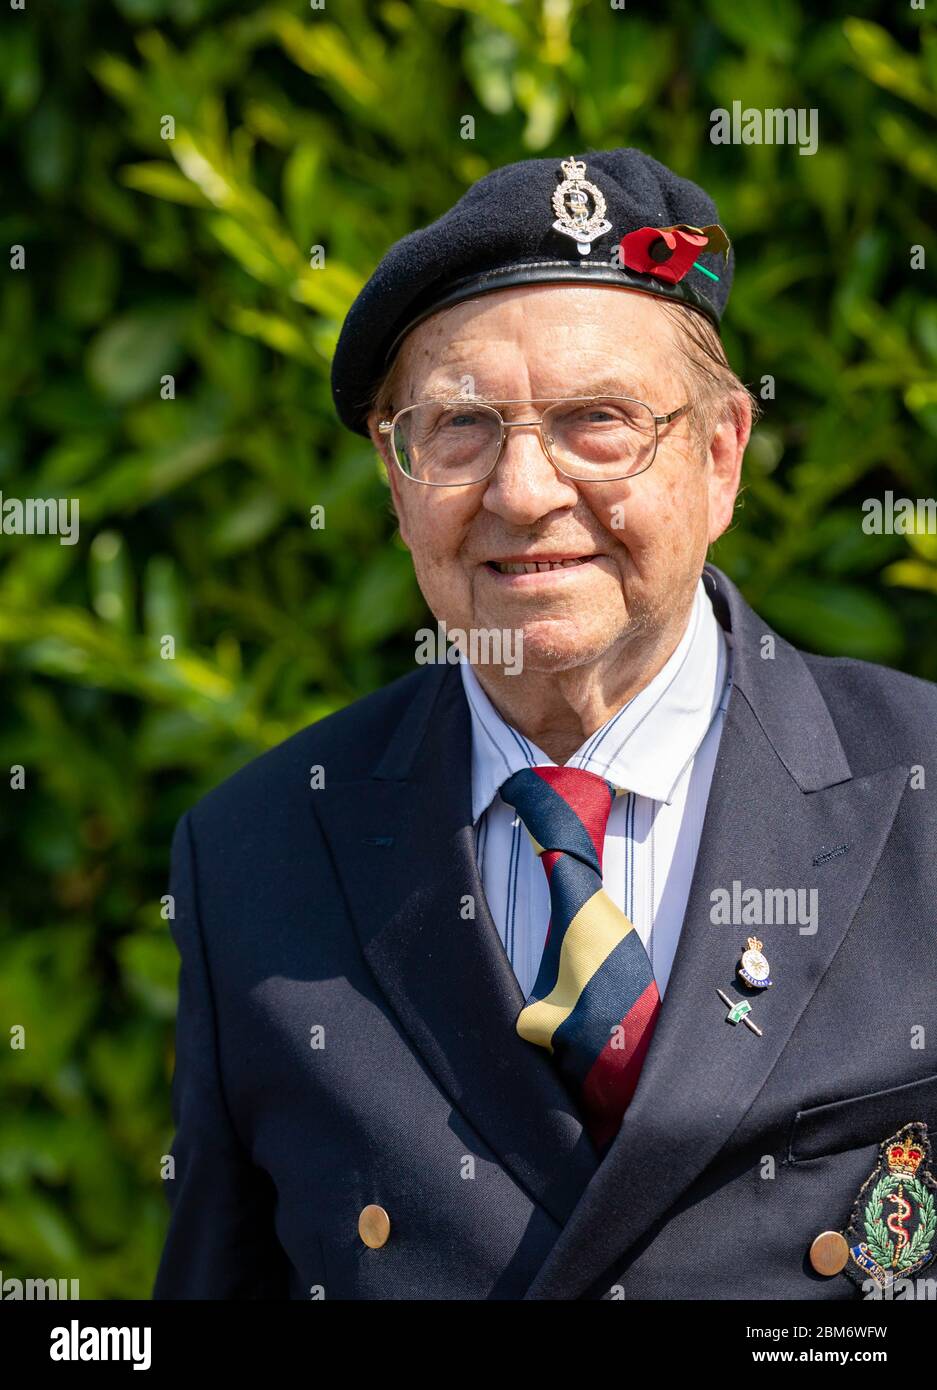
[524,565,911,1298]
[312,662,599,1228]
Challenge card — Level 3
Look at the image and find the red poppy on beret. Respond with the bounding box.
[619,224,729,285]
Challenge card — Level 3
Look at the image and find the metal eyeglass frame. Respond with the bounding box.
[377,396,692,486]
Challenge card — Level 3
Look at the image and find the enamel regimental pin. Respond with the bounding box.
[737,936,772,989]
[551,156,612,256]
[843,1122,937,1289]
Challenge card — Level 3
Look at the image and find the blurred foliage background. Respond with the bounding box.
[0,0,934,1297]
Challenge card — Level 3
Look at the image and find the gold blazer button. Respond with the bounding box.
[358,1204,391,1248]
[809,1230,849,1276]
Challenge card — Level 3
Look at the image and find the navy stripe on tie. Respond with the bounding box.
[500,769,601,872]
[551,927,656,1092]
[527,854,601,1001]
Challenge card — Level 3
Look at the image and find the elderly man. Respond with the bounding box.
[153,149,937,1301]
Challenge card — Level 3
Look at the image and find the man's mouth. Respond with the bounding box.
[486,556,596,575]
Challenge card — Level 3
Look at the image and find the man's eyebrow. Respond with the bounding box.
[547,375,651,400]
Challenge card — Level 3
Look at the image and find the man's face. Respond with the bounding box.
[368,285,745,674]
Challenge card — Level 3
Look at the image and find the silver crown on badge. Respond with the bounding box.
[551,156,612,256]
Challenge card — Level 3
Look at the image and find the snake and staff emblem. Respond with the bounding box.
[885,1186,913,1266]
[843,1122,937,1289]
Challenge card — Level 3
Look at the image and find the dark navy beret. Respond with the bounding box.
[330,147,733,437]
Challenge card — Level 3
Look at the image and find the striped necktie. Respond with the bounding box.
[499,764,661,1155]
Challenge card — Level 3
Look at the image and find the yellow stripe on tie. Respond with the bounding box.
[516,890,636,1052]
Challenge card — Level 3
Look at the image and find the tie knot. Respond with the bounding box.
[499,765,617,871]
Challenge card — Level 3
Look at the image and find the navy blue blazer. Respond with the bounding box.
[152,564,937,1299]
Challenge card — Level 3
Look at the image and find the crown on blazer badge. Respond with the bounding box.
[886,1131,926,1179]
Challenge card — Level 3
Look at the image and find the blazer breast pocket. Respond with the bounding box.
[788,1071,937,1163]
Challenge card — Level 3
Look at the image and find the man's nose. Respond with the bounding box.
[481,420,578,522]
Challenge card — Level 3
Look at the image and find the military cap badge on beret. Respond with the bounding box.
[550,155,612,252]
[330,146,734,437]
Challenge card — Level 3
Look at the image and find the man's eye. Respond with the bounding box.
[440,411,484,428]
[562,407,626,426]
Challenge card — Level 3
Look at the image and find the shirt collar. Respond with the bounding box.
[460,577,730,820]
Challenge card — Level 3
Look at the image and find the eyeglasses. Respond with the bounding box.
[378,396,691,487]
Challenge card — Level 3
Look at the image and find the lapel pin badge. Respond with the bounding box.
[737,935,773,990]
[716,987,763,1037]
[841,1122,937,1288]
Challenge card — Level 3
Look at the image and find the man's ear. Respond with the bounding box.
[366,409,410,547]
[706,392,751,544]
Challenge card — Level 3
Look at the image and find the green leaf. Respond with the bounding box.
[121,161,213,206]
[344,548,420,649]
[22,100,75,198]
[705,0,800,61]
[845,19,937,116]
[86,306,189,404]
[757,578,904,662]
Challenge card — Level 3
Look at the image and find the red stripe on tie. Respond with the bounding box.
[540,848,561,884]
[531,765,612,867]
[579,980,662,1151]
